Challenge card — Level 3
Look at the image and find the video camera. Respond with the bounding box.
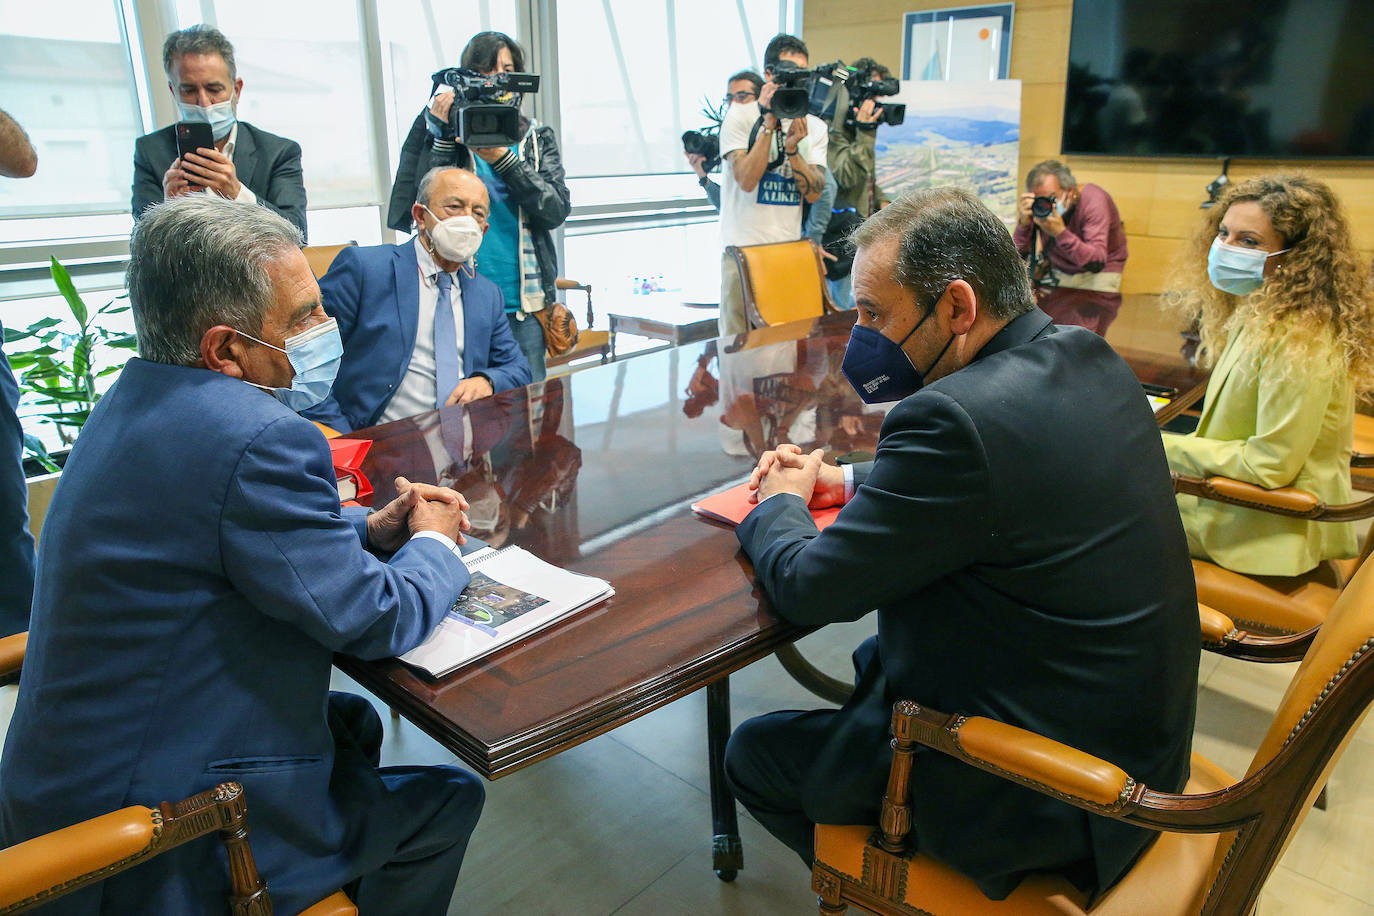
[431,67,540,147]
[813,61,904,130]
[765,61,816,120]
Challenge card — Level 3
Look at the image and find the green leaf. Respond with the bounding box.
[22,436,59,474]
[96,365,123,377]
[39,409,90,425]
[73,335,92,381]
[49,257,88,328]
[6,353,37,369]
[25,316,63,334]
[105,334,139,349]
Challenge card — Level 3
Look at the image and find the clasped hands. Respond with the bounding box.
[366,476,473,552]
[747,443,846,508]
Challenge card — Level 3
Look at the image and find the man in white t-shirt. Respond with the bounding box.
[718,35,829,336]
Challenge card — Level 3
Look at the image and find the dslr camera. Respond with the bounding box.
[1030,195,1058,219]
[765,61,816,120]
[431,67,540,147]
[681,128,721,172]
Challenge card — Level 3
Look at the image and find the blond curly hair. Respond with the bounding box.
[1163,173,1374,393]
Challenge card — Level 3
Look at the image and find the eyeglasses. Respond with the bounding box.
[723,91,757,104]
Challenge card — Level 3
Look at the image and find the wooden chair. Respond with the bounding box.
[546,278,610,372]
[0,637,353,915]
[727,239,838,329]
[811,557,1374,915]
[303,242,358,279]
[0,780,355,915]
[1352,413,1374,491]
[1172,473,1374,635]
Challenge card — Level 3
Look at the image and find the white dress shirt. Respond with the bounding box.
[380,238,467,424]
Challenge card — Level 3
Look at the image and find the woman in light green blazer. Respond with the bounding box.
[1162,174,1374,577]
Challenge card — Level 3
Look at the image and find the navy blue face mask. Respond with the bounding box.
[841,305,954,404]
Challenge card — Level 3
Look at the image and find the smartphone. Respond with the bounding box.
[175,121,215,188]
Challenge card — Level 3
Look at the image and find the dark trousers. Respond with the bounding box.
[328,692,485,916]
[507,311,547,383]
[723,707,842,867]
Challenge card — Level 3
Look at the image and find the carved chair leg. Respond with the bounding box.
[814,865,847,915]
[818,900,848,915]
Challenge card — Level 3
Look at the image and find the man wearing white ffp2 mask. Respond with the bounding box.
[131,24,308,239]
[302,166,532,434]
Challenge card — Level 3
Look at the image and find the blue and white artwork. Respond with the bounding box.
[873,80,1022,228]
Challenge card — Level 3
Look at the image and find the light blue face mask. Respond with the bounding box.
[1207,237,1289,296]
[236,318,342,412]
[177,98,236,142]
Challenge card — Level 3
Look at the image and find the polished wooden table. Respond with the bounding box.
[335,308,1208,880]
[608,304,720,359]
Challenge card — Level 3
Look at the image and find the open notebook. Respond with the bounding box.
[400,544,614,678]
[691,481,841,530]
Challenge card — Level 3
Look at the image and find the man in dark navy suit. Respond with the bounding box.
[725,188,1198,902]
[132,25,307,239]
[0,196,483,915]
[306,166,531,433]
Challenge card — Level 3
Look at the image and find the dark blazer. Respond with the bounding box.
[131,121,308,240]
[0,324,34,637]
[0,358,470,914]
[737,309,1198,899]
[305,241,531,433]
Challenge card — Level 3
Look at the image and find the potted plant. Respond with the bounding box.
[5,257,138,474]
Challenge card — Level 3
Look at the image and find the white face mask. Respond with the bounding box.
[177,98,236,142]
[421,207,484,264]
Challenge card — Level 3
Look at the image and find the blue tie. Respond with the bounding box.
[433,271,458,409]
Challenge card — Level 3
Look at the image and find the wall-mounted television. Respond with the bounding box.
[1062,0,1374,159]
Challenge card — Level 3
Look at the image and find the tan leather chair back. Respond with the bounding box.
[729,240,835,329]
[303,242,357,279]
[1204,556,1374,890]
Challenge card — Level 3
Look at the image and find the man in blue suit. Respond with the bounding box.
[0,196,484,915]
[307,166,532,433]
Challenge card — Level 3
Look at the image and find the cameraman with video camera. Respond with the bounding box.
[387,31,570,381]
[717,34,829,336]
[1013,160,1128,336]
[822,56,898,307]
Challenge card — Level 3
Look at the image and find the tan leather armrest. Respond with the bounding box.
[311,420,342,440]
[1198,603,1237,643]
[0,807,157,909]
[1205,476,1321,513]
[555,278,588,291]
[0,632,26,680]
[298,890,358,916]
[954,717,1131,807]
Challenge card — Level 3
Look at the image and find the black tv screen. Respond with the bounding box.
[1063,0,1374,158]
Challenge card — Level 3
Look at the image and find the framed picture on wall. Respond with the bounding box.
[902,4,1014,81]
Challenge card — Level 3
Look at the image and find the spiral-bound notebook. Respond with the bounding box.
[400,544,614,678]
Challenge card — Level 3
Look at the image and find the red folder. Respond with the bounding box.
[329,438,374,508]
[691,481,840,529]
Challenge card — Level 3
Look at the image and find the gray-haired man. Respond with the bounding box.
[0,196,482,915]
[131,24,308,239]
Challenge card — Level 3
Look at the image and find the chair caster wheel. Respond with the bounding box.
[715,868,738,882]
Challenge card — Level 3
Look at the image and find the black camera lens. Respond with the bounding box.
[1031,195,1057,219]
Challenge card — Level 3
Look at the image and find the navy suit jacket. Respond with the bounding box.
[131,121,308,241]
[738,310,1199,899]
[0,359,470,914]
[306,242,531,433]
[0,323,34,636]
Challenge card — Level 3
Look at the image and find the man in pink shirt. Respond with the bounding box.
[1012,160,1128,336]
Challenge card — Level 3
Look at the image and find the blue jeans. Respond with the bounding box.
[507,311,547,383]
[828,275,854,310]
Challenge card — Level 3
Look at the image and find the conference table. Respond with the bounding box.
[334,307,1208,880]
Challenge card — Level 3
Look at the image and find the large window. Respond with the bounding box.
[0,0,145,217]
[555,0,795,177]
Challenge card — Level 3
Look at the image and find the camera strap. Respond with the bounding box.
[746,115,786,170]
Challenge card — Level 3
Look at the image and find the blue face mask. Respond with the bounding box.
[1207,238,1288,296]
[177,98,236,142]
[236,318,343,412]
[841,305,954,404]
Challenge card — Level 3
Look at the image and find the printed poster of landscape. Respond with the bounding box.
[874,80,1021,229]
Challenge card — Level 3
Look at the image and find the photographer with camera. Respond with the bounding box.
[387,31,570,382]
[717,34,829,336]
[685,70,762,212]
[1013,160,1128,336]
[822,56,898,307]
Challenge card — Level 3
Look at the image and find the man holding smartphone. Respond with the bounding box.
[131,24,308,240]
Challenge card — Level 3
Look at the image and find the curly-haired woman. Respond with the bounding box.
[1162,173,1374,576]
